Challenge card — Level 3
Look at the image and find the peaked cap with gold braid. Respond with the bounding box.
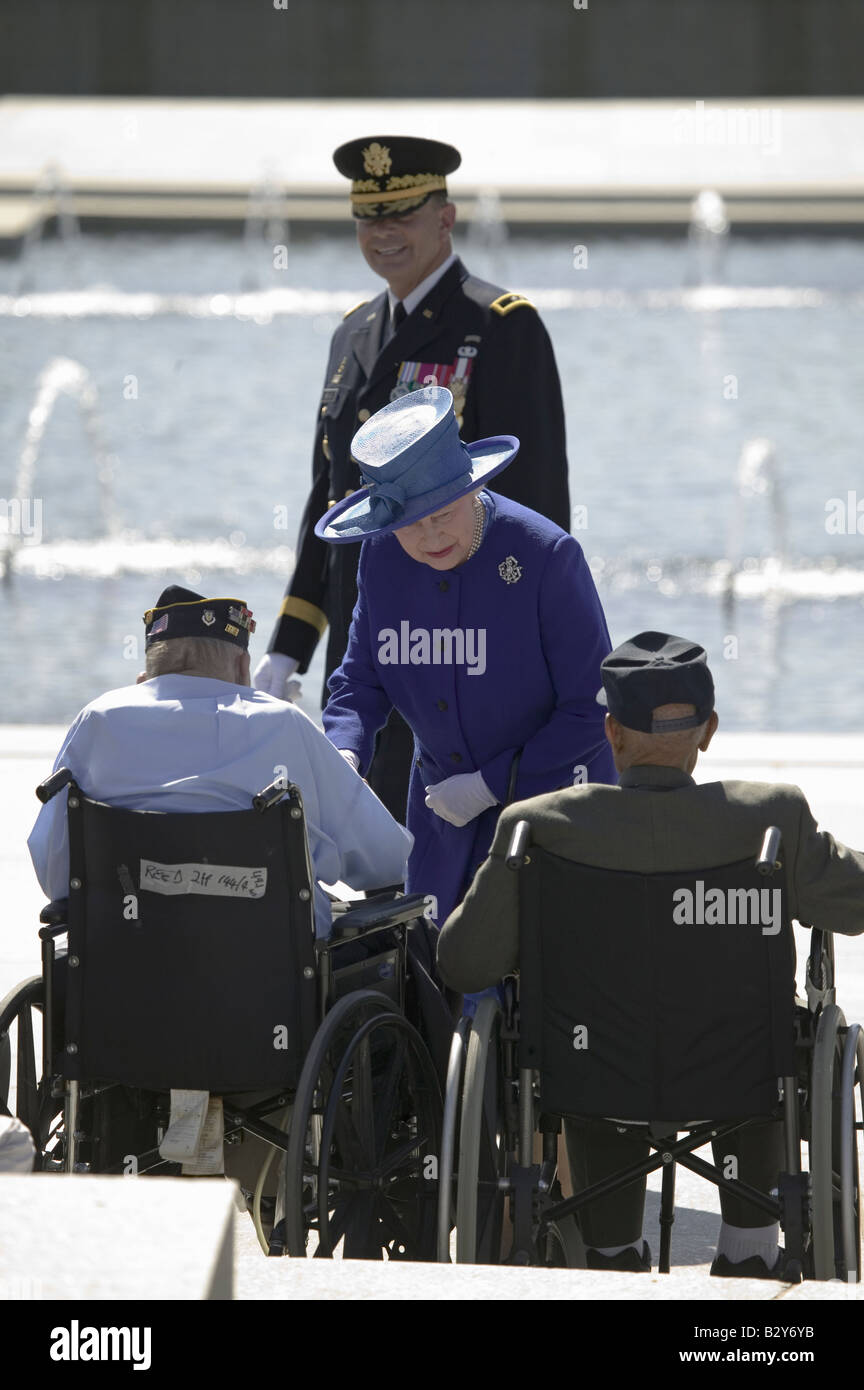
[333,136,461,219]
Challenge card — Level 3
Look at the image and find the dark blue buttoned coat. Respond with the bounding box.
[323,493,616,925]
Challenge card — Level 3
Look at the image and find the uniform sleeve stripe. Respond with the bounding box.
[278,596,329,634]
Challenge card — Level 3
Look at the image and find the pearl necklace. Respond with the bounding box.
[466,495,486,560]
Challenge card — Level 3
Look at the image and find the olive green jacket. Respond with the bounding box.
[437,764,864,993]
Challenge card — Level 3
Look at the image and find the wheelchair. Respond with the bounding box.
[437,821,864,1281]
[0,769,445,1261]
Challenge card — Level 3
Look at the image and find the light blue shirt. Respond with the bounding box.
[28,675,413,937]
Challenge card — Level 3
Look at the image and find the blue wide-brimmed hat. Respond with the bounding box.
[314,386,519,544]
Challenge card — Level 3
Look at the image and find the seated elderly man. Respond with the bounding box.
[29,585,412,936]
[438,631,864,1276]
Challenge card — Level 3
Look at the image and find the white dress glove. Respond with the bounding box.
[252,652,301,701]
[424,771,498,828]
[338,749,360,771]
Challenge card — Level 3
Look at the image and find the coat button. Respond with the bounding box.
[438,580,449,592]
[416,757,423,770]
[358,408,371,422]
[450,752,462,763]
[437,699,448,711]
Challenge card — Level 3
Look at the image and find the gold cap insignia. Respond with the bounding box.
[362,142,392,176]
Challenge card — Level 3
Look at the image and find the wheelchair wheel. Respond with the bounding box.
[284,989,442,1260]
[436,1017,471,1261]
[0,976,64,1163]
[810,1003,863,1281]
[455,996,509,1264]
[839,1024,864,1282]
[542,1215,584,1268]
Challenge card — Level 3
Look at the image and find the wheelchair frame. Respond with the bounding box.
[0,769,443,1262]
[437,822,864,1281]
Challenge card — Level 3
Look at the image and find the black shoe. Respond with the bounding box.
[267,1218,286,1257]
[710,1250,786,1280]
[586,1240,651,1272]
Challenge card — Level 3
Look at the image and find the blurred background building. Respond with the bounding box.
[2,0,864,99]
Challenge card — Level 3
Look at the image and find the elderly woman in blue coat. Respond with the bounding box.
[317,386,616,930]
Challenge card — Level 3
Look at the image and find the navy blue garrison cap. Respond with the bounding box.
[599,632,715,733]
[143,585,256,650]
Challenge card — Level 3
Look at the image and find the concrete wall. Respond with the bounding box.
[2,0,863,99]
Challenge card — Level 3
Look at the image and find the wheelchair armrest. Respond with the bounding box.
[328,892,432,940]
[39,899,69,928]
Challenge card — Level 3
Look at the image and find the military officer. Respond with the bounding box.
[254,135,571,816]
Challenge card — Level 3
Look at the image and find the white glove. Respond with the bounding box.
[424,771,498,828]
[338,749,360,771]
[253,652,300,701]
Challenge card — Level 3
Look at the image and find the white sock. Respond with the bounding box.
[592,1241,643,1258]
[716,1221,780,1266]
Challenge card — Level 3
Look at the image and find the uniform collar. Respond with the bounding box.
[618,764,695,790]
[352,258,469,394]
[387,251,458,319]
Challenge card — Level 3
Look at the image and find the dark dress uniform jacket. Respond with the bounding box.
[267,257,571,680]
[322,493,616,927]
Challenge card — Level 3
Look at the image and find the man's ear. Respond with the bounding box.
[604,713,622,754]
[440,200,456,235]
[238,650,251,687]
[699,710,719,752]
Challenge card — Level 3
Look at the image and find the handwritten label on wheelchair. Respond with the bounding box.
[139,859,267,899]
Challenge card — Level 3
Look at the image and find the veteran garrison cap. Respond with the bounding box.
[599,632,715,734]
[333,136,461,219]
[143,585,256,650]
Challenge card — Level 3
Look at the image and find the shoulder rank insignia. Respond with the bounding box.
[342,300,369,320]
[490,292,535,317]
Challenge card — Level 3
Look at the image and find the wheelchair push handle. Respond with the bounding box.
[506,819,532,870]
[36,767,74,803]
[253,778,302,812]
[756,825,782,875]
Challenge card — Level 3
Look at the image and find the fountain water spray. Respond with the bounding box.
[2,357,119,580]
[687,189,729,286]
[15,164,80,296]
[465,186,509,283]
[243,169,289,292]
[721,437,788,614]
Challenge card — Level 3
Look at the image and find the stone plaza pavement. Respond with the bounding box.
[3,725,864,1301]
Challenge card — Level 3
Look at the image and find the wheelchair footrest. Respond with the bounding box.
[778,1170,809,1276]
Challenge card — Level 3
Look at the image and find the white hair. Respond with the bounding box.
[145,636,243,681]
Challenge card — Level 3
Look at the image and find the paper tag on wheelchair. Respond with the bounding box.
[139,859,267,899]
[159,1089,210,1162]
[182,1099,224,1176]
